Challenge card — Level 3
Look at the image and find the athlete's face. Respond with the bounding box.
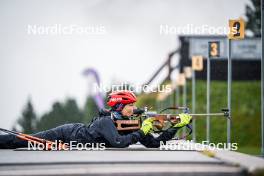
[121,103,136,117]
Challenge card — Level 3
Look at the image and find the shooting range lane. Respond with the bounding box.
[0,163,245,176]
[0,145,246,176]
[0,150,221,165]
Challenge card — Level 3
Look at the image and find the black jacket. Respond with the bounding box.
[0,115,180,149]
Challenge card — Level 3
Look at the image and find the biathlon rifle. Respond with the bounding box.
[115,106,230,135]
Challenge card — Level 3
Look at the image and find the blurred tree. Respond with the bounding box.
[83,96,99,123]
[17,98,37,134]
[36,98,83,131]
[64,99,83,122]
[245,0,261,37]
[136,92,157,110]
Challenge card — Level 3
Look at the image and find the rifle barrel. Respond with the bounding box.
[150,113,226,117]
[189,113,226,116]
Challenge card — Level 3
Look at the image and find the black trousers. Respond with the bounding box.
[0,123,89,149]
[0,122,180,149]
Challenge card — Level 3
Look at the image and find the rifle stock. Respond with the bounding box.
[115,120,141,131]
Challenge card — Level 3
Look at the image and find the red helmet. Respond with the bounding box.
[107,91,137,107]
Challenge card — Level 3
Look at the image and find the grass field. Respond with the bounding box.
[137,80,261,155]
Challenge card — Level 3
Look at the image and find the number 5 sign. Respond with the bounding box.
[228,19,245,40]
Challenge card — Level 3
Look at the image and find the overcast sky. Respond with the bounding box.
[0,0,249,129]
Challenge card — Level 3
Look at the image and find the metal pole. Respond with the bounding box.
[170,91,174,108]
[162,98,165,110]
[207,54,211,143]
[192,70,196,142]
[183,82,187,137]
[166,95,169,110]
[167,95,172,113]
[174,86,178,106]
[176,86,180,106]
[227,39,231,144]
[175,85,180,139]
[173,88,176,107]
[261,0,264,157]
[156,100,160,112]
[183,82,187,107]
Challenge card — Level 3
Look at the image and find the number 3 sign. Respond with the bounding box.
[208,41,220,58]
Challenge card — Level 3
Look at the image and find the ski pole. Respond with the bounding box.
[0,128,68,150]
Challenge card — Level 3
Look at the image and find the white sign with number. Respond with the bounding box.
[192,56,203,71]
[189,37,227,59]
[189,37,260,60]
[177,73,186,86]
[184,67,192,78]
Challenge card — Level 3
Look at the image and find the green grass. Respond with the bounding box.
[193,80,260,146]
[237,146,261,156]
[138,80,261,156]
